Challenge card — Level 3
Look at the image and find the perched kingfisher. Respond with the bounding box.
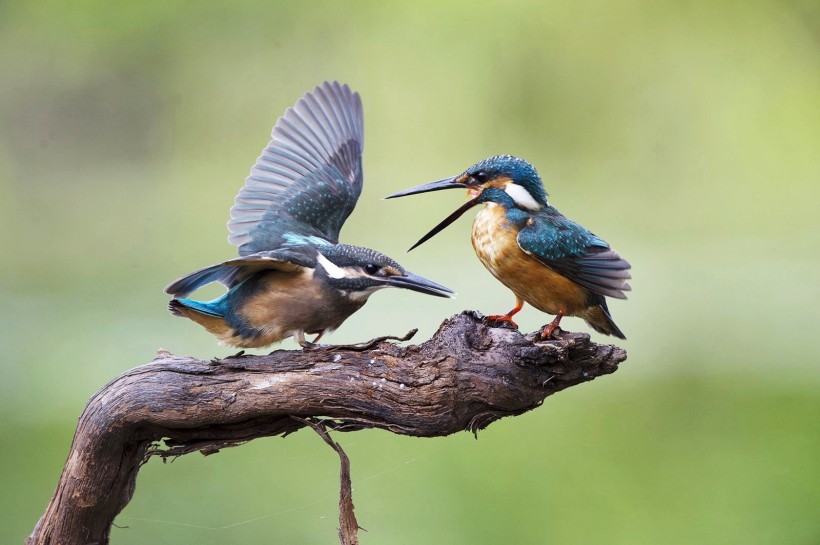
[386,155,631,339]
[165,82,454,348]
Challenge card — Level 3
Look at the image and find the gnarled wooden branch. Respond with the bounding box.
[26,311,627,545]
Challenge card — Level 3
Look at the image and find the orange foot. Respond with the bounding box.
[485,313,519,329]
[540,311,565,340]
[484,297,525,329]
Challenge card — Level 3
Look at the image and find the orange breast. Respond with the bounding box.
[471,204,589,317]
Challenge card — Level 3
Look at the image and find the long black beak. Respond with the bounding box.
[385,176,467,199]
[408,197,480,251]
[386,176,480,251]
[384,271,456,298]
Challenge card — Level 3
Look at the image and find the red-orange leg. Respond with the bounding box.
[540,310,565,339]
[486,297,525,329]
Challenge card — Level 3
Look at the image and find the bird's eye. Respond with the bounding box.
[474,171,488,183]
[364,263,380,275]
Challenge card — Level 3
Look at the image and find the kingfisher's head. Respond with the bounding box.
[313,244,455,302]
[459,155,547,210]
[386,155,549,250]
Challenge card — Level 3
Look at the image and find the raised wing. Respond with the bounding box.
[517,211,632,300]
[228,81,364,255]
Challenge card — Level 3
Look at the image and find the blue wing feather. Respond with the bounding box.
[517,208,632,300]
[228,81,364,255]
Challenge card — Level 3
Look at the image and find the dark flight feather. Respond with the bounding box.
[228,81,364,255]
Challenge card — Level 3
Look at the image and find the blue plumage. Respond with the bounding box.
[170,296,229,318]
[166,82,454,348]
[472,185,629,300]
[516,211,631,301]
[229,83,364,253]
[470,155,548,205]
[387,154,631,339]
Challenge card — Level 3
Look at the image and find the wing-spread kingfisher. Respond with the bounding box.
[386,155,630,339]
[165,82,454,348]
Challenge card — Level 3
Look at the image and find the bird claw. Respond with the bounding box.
[539,324,563,340]
[484,314,519,329]
[538,311,565,341]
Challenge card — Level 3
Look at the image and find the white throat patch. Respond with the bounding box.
[345,285,386,302]
[504,183,542,211]
[316,252,347,279]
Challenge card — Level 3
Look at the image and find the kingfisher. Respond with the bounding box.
[165,82,454,348]
[386,155,631,339]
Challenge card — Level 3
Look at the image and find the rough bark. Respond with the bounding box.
[26,311,627,545]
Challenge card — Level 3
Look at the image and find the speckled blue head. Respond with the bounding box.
[462,155,548,206]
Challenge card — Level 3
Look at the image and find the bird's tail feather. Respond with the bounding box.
[168,298,234,341]
[585,303,626,340]
[168,297,226,318]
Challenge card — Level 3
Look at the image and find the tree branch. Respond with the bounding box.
[26,311,627,545]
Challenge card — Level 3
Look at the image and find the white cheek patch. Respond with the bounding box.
[504,183,542,210]
[316,252,347,279]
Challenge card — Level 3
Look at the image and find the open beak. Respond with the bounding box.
[384,271,456,298]
[386,175,481,251]
[407,197,479,250]
[385,176,467,199]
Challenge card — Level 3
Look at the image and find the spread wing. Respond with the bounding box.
[517,211,631,300]
[228,81,364,255]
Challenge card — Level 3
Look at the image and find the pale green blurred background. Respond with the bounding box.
[2,1,819,543]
